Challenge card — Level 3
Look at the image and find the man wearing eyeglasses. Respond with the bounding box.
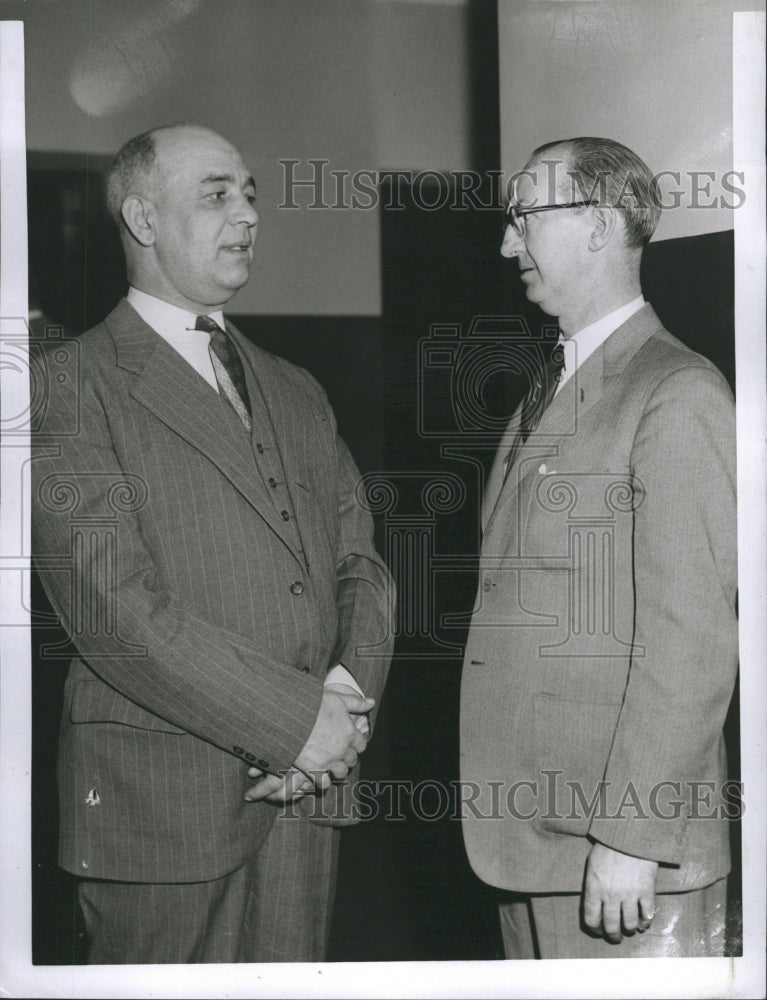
[460,137,738,958]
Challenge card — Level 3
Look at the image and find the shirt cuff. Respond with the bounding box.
[324,663,364,696]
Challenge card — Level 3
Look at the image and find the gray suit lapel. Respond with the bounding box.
[481,403,523,531]
[482,304,662,536]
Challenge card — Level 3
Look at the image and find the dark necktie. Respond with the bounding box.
[504,339,565,476]
[195,315,252,431]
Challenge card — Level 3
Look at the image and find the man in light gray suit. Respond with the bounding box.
[32,123,394,964]
[460,137,738,958]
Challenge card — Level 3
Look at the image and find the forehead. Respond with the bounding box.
[514,147,572,205]
[153,128,252,186]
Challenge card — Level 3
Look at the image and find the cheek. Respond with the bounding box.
[175,226,215,273]
[533,238,573,283]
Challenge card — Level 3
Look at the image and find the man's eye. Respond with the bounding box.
[207,191,226,201]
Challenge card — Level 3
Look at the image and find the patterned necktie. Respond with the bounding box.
[504,339,565,477]
[195,315,252,431]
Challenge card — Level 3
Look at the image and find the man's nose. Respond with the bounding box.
[500,223,525,258]
[234,196,258,227]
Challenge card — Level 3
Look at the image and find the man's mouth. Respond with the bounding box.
[223,242,251,253]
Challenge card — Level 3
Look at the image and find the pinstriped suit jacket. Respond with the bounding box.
[460,305,738,894]
[32,299,394,883]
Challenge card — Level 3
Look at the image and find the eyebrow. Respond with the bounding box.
[199,173,257,191]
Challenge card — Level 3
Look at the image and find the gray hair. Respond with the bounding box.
[105,128,159,227]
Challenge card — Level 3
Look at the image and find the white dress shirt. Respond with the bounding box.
[127,287,222,392]
[126,287,362,699]
[555,295,645,397]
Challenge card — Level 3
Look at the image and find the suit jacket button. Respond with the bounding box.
[281,509,290,521]
[233,745,244,755]
[257,759,269,769]
[482,579,492,592]
[301,666,310,673]
[290,581,304,595]
[244,752,256,762]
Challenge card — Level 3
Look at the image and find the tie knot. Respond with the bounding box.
[547,340,565,376]
[195,314,223,336]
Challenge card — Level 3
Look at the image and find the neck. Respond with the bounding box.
[558,273,642,337]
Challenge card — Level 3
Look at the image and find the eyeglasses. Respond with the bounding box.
[503,200,596,237]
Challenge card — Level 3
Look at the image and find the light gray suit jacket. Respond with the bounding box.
[460,304,738,894]
[32,299,394,883]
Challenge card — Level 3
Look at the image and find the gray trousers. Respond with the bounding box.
[499,878,727,959]
[78,813,340,964]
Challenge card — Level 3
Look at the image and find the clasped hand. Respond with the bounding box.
[244,684,374,804]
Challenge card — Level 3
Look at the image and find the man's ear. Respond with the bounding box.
[588,205,618,252]
[120,195,156,247]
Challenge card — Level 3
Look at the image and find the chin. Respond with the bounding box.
[528,294,558,321]
[218,270,251,293]
[523,285,544,306]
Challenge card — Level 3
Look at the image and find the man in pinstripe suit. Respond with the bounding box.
[32,124,394,964]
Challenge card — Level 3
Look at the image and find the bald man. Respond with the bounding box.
[460,137,738,958]
[32,124,393,964]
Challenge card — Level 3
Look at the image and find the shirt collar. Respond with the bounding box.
[127,287,225,344]
[568,295,645,351]
[555,295,645,393]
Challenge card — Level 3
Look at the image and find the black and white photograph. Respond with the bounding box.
[0,1,765,997]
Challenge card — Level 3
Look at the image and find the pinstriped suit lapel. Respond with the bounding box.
[106,301,302,557]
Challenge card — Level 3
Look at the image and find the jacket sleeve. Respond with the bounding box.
[297,368,395,712]
[32,348,324,777]
[588,364,739,864]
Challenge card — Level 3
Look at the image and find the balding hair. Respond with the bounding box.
[533,137,662,248]
[105,129,160,227]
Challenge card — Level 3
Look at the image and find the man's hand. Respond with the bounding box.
[243,688,374,804]
[244,767,314,804]
[323,681,371,738]
[294,688,374,789]
[582,842,658,943]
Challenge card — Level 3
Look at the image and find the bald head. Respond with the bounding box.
[105,123,258,313]
[105,124,236,229]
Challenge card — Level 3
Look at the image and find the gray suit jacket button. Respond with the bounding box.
[290,581,304,595]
